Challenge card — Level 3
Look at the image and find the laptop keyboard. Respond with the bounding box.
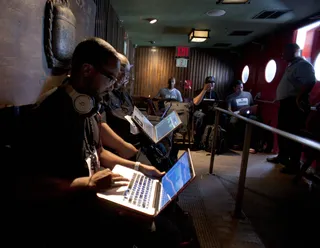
[123,173,153,208]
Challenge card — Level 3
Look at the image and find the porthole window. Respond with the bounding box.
[241,65,249,83]
[265,59,277,83]
[315,53,320,81]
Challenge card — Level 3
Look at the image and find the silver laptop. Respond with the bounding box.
[132,106,182,143]
[97,149,196,217]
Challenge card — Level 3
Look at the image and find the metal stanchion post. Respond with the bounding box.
[234,122,252,218]
[209,109,221,174]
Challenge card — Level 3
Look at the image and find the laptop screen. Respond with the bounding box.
[160,151,192,209]
[155,111,181,141]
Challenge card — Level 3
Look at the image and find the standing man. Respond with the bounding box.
[267,43,316,174]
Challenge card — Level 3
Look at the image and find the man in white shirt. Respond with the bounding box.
[267,43,316,174]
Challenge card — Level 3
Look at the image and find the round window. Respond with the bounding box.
[241,65,249,83]
[315,53,320,81]
[265,60,277,83]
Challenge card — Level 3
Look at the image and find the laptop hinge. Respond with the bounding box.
[153,181,161,211]
[153,127,157,142]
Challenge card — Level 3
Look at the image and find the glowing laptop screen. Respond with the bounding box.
[160,152,192,209]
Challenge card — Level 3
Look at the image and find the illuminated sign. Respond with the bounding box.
[176,47,189,57]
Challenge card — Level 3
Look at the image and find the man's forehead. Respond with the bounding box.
[103,58,120,76]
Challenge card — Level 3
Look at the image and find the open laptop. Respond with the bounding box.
[97,149,196,217]
[239,104,258,116]
[147,104,172,123]
[132,106,182,143]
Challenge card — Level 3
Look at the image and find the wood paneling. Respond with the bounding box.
[134,47,235,99]
[134,47,189,98]
[189,49,235,100]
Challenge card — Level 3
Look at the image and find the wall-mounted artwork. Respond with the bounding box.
[44,0,76,69]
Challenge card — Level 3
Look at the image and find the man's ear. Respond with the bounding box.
[82,63,94,77]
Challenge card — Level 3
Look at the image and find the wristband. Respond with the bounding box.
[134,161,140,171]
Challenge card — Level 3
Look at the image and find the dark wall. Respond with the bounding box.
[0,0,96,106]
[134,47,235,100]
[94,0,135,94]
[94,0,126,54]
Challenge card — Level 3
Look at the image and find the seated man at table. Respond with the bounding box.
[19,38,184,247]
[193,76,219,149]
[226,80,258,152]
[155,77,183,111]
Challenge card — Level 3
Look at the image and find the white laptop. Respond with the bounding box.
[131,106,182,143]
[97,149,196,217]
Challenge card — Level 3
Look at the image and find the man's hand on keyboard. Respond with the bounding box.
[139,164,165,178]
[89,169,129,190]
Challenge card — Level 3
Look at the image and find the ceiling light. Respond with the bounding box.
[149,18,157,24]
[206,9,226,17]
[216,0,250,4]
[188,29,210,43]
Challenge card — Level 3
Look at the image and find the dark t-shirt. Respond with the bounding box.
[194,89,219,113]
[102,89,138,144]
[25,88,100,181]
[104,89,134,118]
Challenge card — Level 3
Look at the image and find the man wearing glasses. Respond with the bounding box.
[17,38,187,247]
[26,38,164,191]
[101,53,138,146]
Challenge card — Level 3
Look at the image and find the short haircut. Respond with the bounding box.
[233,80,243,88]
[117,53,130,68]
[285,43,300,52]
[168,77,175,84]
[71,37,118,73]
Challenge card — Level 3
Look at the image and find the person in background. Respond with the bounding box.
[226,80,257,153]
[267,43,316,174]
[101,53,139,153]
[192,76,218,149]
[226,80,253,113]
[155,77,183,110]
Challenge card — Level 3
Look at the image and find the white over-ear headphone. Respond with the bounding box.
[64,84,95,115]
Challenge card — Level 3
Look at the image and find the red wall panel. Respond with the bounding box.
[238,26,319,153]
[237,31,294,152]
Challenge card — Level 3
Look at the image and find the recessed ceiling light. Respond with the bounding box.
[149,18,157,24]
[206,9,226,17]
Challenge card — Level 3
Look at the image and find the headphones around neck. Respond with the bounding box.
[62,78,100,115]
